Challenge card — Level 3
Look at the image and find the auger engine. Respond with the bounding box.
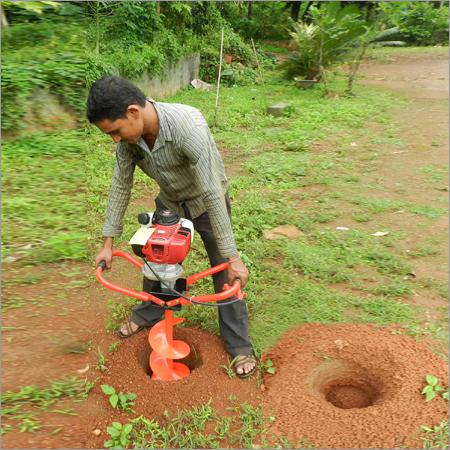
[130,210,194,294]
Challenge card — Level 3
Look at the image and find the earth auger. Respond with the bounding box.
[96,210,245,381]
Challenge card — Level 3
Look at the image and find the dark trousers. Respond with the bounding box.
[131,196,253,357]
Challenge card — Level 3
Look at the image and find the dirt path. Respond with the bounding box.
[357,51,448,324]
[2,50,448,448]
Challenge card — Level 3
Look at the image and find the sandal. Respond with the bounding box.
[116,320,145,339]
[233,354,257,379]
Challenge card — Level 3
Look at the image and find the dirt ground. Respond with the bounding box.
[2,50,448,448]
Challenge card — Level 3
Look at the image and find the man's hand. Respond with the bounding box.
[227,254,249,288]
[95,237,114,269]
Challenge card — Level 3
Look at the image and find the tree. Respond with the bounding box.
[1,5,8,27]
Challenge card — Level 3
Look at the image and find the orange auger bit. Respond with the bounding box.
[96,250,245,381]
[148,311,190,380]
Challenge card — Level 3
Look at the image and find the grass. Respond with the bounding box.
[366,46,449,63]
[1,377,94,434]
[420,165,449,185]
[104,399,293,449]
[419,420,449,450]
[2,131,87,265]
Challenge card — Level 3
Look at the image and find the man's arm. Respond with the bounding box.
[96,144,135,268]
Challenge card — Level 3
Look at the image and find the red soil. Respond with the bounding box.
[262,323,448,449]
[84,326,261,448]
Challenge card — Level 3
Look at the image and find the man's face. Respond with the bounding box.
[95,106,144,145]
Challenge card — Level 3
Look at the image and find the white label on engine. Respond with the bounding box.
[129,227,156,246]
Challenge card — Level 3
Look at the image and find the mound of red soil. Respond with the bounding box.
[85,326,261,448]
[262,323,448,449]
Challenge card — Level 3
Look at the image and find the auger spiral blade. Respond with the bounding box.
[148,311,191,380]
[149,351,190,381]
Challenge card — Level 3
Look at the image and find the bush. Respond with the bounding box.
[397,3,448,45]
[2,25,87,132]
[379,3,449,46]
[198,25,257,84]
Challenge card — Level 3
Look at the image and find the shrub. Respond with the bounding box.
[379,2,449,46]
[396,3,449,45]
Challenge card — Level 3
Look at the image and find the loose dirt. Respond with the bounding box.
[262,323,448,448]
[84,327,261,448]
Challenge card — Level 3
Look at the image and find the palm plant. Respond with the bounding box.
[283,2,368,82]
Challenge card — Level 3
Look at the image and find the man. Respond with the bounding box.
[87,76,256,377]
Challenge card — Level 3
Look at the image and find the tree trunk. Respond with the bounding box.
[1,6,8,28]
[291,1,301,21]
[247,1,253,19]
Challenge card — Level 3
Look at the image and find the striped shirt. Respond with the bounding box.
[103,99,238,258]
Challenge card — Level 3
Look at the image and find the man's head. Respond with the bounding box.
[87,76,147,144]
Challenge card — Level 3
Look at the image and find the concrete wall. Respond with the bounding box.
[135,53,200,99]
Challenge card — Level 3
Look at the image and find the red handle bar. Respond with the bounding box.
[95,250,245,307]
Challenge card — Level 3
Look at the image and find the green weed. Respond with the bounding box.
[260,358,276,375]
[220,356,238,378]
[420,165,448,184]
[420,420,449,450]
[1,377,93,434]
[108,341,122,354]
[105,298,140,333]
[237,403,266,448]
[104,422,133,449]
[2,131,87,265]
[349,196,405,215]
[409,205,447,220]
[95,347,108,372]
[352,212,371,222]
[371,280,414,297]
[418,278,449,299]
[2,274,43,287]
[106,400,288,449]
[422,375,447,402]
[101,385,136,412]
[408,246,440,258]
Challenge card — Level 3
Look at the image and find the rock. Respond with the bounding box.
[93,429,101,436]
[190,79,213,91]
[4,256,19,263]
[267,103,290,117]
[334,339,349,350]
[76,364,90,374]
[263,225,302,240]
[294,78,317,89]
[371,231,389,237]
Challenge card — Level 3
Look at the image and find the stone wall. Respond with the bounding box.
[135,53,201,99]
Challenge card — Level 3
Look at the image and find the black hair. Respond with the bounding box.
[86,76,146,123]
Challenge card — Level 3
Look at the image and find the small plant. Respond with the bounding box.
[108,341,121,354]
[19,416,41,433]
[420,420,449,450]
[101,385,136,412]
[96,347,108,372]
[221,356,238,378]
[422,375,446,402]
[104,422,133,449]
[260,359,276,375]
